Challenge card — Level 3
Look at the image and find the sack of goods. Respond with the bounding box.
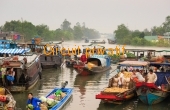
[87,62,97,70]
[39,90,66,109]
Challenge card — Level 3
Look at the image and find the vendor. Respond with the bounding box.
[7,68,15,84]
[118,70,125,88]
[27,93,42,110]
[146,69,157,83]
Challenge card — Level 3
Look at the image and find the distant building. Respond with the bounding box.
[144,34,170,43]
[0,31,24,42]
[144,36,158,42]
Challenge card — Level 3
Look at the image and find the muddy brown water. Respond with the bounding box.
[13,41,170,110]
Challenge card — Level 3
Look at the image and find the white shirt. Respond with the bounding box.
[124,54,127,58]
[118,72,124,85]
[136,72,145,82]
[147,72,157,83]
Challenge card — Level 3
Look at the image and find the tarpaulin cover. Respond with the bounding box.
[155,72,170,86]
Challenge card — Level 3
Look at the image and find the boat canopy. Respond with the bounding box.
[0,48,30,54]
[119,61,149,67]
[89,55,111,66]
[150,62,170,66]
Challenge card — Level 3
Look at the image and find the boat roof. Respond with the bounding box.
[2,54,39,65]
[156,50,170,52]
[119,61,149,66]
[0,39,13,43]
[150,62,170,66]
[0,48,30,54]
[125,49,155,52]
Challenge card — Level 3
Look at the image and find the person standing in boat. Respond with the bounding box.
[7,68,15,85]
[1,65,7,86]
[80,52,87,64]
[146,69,157,83]
[27,93,42,110]
[135,69,145,82]
[118,70,125,88]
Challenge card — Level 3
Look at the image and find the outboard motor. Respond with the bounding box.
[61,81,68,89]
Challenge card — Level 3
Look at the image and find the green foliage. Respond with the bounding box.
[109,54,120,60]
[2,19,100,42]
[126,52,135,57]
[114,15,170,47]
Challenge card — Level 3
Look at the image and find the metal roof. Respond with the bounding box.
[0,48,30,54]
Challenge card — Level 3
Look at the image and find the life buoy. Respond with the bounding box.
[0,95,7,102]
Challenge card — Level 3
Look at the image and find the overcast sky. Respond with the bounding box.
[0,0,170,33]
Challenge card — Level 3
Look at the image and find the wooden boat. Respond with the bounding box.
[85,38,89,43]
[95,61,149,104]
[65,59,77,68]
[90,40,105,44]
[40,55,63,69]
[0,86,16,109]
[0,53,42,92]
[76,55,111,75]
[39,85,73,110]
[108,39,116,44]
[119,49,156,62]
[136,62,170,105]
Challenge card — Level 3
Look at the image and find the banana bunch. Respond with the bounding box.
[124,72,132,78]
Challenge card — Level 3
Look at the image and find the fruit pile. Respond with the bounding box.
[103,87,129,93]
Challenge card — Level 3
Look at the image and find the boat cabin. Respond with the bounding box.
[0,40,17,49]
[125,49,156,58]
[0,50,41,92]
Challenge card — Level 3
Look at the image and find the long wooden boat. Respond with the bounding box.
[39,88,73,110]
[76,55,111,75]
[90,40,105,44]
[136,62,170,105]
[118,49,156,62]
[0,86,16,109]
[95,61,149,104]
[0,53,42,92]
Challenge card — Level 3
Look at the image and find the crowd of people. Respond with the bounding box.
[117,68,158,87]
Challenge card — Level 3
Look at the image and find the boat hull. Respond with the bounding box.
[40,55,63,69]
[90,42,105,44]
[136,83,169,105]
[96,89,135,104]
[45,88,73,110]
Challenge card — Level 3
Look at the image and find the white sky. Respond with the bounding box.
[0,0,170,33]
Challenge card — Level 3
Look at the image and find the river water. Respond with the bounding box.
[13,39,170,110]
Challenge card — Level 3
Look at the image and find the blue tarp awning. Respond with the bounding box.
[0,48,30,54]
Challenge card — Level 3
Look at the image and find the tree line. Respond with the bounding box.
[114,15,170,47]
[0,19,100,41]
